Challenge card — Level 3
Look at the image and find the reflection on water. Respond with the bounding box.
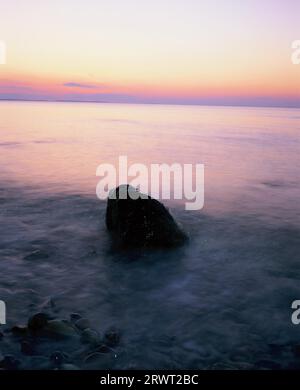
[0,101,299,219]
[0,102,300,369]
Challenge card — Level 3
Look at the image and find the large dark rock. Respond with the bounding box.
[106,185,188,249]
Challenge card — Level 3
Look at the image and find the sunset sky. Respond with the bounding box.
[0,0,299,107]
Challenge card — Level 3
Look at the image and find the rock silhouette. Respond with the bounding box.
[106,185,188,249]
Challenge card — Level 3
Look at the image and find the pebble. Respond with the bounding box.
[28,312,49,331]
[11,325,28,337]
[81,328,101,346]
[75,318,90,331]
[104,328,120,347]
[44,320,78,339]
[5,313,122,370]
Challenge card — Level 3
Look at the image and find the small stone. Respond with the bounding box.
[81,329,101,346]
[21,340,35,356]
[75,318,90,331]
[104,328,120,347]
[44,320,78,339]
[28,312,49,331]
[11,325,28,337]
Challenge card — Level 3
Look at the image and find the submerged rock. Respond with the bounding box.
[104,328,121,347]
[75,318,90,331]
[80,328,101,346]
[44,320,78,339]
[106,185,188,248]
[28,312,49,332]
[11,325,28,337]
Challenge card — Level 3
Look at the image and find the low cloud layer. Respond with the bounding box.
[63,82,98,89]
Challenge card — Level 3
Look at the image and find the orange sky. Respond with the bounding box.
[0,0,299,107]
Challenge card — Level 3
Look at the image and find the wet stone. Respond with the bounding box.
[44,319,78,339]
[11,325,28,337]
[104,328,120,347]
[81,328,101,346]
[28,312,49,332]
[75,318,90,331]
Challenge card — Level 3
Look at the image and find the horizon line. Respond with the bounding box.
[0,98,299,110]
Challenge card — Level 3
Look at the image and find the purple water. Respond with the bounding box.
[0,101,300,369]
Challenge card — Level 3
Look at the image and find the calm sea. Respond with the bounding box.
[0,101,299,369]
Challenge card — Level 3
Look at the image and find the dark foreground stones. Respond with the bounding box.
[0,312,122,370]
[106,185,188,249]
